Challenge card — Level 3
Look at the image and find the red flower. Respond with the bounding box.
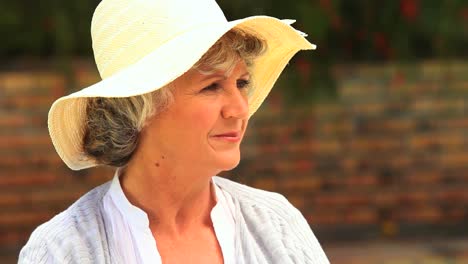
[374,32,388,51]
[42,17,54,32]
[319,0,332,10]
[461,7,468,21]
[400,0,419,22]
[373,32,393,59]
[295,58,312,82]
[356,29,367,41]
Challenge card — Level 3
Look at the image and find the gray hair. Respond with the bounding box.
[83,28,267,167]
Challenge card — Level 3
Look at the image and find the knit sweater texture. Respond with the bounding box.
[19,176,329,264]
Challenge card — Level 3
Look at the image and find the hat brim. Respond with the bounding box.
[48,16,316,170]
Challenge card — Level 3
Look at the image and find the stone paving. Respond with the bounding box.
[324,238,468,264]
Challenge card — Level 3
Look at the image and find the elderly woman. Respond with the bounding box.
[19,0,328,263]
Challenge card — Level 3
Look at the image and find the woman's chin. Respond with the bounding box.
[215,151,241,171]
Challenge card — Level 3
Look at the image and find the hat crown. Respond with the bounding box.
[91,0,227,79]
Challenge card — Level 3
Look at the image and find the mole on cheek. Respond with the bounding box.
[155,155,165,167]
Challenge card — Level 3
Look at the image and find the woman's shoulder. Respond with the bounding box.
[212,176,300,220]
[18,181,113,263]
[213,176,330,263]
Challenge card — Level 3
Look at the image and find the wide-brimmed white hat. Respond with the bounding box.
[48,0,316,170]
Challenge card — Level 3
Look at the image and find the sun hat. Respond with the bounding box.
[48,0,316,170]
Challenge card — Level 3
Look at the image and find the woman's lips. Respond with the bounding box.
[212,131,241,142]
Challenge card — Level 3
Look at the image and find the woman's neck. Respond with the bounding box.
[119,153,218,236]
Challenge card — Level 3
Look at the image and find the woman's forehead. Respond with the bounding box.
[173,62,250,92]
[197,59,249,77]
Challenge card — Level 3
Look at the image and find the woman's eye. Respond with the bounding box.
[202,83,219,92]
[237,79,250,89]
[201,79,250,93]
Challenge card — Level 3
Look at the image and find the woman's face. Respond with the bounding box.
[141,60,250,173]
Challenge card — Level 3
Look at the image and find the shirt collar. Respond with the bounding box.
[107,168,150,229]
[106,169,224,230]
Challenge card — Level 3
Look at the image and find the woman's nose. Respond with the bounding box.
[221,86,249,119]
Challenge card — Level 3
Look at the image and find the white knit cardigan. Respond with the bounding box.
[19,177,329,264]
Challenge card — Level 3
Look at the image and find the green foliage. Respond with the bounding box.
[219,0,467,61]
[1,0,466,104]
[220,0,468,105]
[0,0,97,56]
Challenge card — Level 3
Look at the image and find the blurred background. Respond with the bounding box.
[1,0,468,263]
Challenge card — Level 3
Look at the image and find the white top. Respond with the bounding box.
[20,176,330,263]
[102,171,236,264]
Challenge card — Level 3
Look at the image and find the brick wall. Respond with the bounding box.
[232,61,468,241]
[1,60,467,260]
[0,60,114,261]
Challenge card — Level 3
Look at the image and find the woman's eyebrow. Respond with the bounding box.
[201,71,250,82]
[240,72,250,78]
[201,74,225,82]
